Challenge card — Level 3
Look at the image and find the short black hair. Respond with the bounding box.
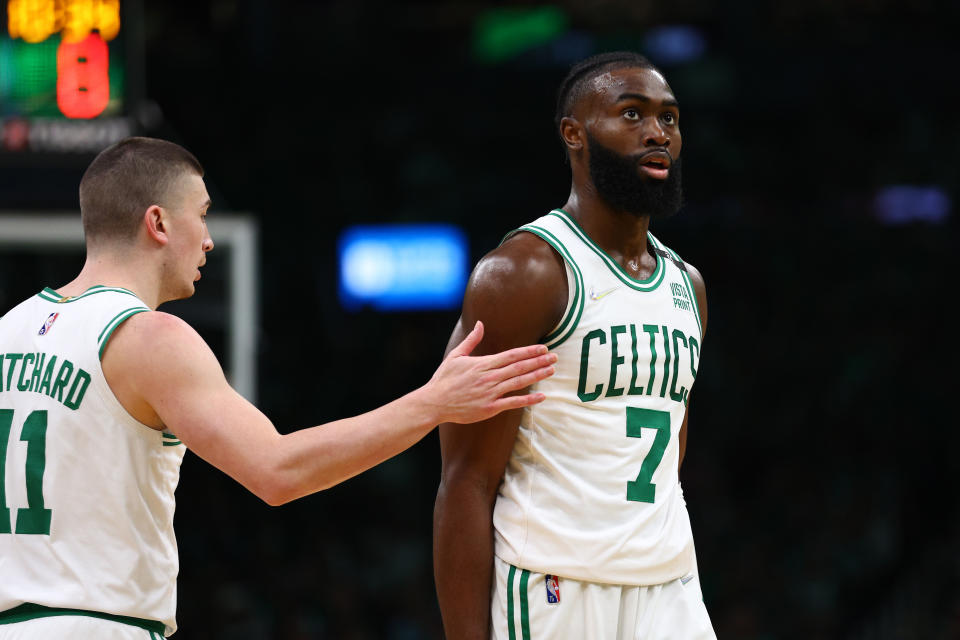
[554,51,658,131]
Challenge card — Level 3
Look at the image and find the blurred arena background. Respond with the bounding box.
[1,1,957,638]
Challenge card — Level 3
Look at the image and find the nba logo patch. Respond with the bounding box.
[545,574,560,604]
[38,312,59,336]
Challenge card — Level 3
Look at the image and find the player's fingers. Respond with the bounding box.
[487,352,557,383]
[488,391,548,413]
[495,364,555,394]
[446,321,483,359]
[484,343,549,369]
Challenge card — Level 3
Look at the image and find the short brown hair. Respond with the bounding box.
[79,137,204,247]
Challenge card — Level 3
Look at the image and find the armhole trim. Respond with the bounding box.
[97,307,150,360]
[518,224,584,350]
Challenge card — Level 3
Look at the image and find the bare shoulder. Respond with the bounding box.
[108,311,212,358]
[103,311,225,387]
[469,231,566,296]
[102,310,229,428]
[460,231,568,350]
[684,261,706,295]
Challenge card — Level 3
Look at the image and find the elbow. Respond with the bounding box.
[259,491,291,507]
[248,476,299,507]
[244,440,311,506]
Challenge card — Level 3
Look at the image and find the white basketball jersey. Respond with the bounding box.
[0,286,183,636]
[493,210,704,586]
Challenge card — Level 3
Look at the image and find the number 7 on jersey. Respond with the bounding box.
[626,407,670,504]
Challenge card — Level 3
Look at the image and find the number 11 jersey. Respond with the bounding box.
[0,286,183,636]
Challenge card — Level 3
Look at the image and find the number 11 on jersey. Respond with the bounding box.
[0,409,52,535]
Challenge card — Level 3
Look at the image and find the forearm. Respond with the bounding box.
[434,480,496,640]
[268,386,439,503]
[174,333,552,505]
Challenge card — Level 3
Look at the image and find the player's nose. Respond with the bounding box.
[641,117,670,147]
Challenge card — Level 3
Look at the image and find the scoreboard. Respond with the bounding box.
[0,0,142,157]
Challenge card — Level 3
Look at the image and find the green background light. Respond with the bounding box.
[472,6,568,64]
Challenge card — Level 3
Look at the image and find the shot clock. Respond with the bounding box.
[0,0,143,156]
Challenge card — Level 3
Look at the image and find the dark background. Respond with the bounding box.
[1,1,958,638]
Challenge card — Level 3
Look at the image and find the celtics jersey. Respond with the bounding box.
[0,286,184,637]
[493,210,704,586]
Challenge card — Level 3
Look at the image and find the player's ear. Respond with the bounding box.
[560,116,584,153]
[143,205,169,246]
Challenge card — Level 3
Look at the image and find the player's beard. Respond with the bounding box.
[587,132,683,219]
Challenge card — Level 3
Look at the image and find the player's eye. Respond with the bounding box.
[623,108,640,121]
[660,112,677,125]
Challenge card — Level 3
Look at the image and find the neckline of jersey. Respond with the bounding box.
[551,209,665,289]
[38,285,141,304]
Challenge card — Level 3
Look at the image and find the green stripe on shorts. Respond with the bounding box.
[519,569,531,640]
[507,565,517,640]
[506,565,532,640]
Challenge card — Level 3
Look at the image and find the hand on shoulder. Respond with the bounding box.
[421,321,556,424]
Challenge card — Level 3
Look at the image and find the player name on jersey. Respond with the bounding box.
[0,352,91,410]
[577,322,699,406]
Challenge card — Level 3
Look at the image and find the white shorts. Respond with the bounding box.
[0,614,163,639]
[491,555,715,640]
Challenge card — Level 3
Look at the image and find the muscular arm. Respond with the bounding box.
[678,262,707,470]
[100,309,556,506]
[434,233,567,640]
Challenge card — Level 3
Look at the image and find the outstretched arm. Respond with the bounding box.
[101,312,555,505]
[434,233,567,640]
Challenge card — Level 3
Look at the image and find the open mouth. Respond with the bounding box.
[638,151,671,180]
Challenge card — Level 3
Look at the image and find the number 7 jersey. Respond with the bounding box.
[493,210,703,586]
[0,286,183,636]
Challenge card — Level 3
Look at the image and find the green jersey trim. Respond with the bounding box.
[662,244,703,338]
[162,432,182,447]
[551,209,666,291]
[0,603,165,634]
[97,307,151,360]
[37,286,142,304]
[516,224,585,350]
